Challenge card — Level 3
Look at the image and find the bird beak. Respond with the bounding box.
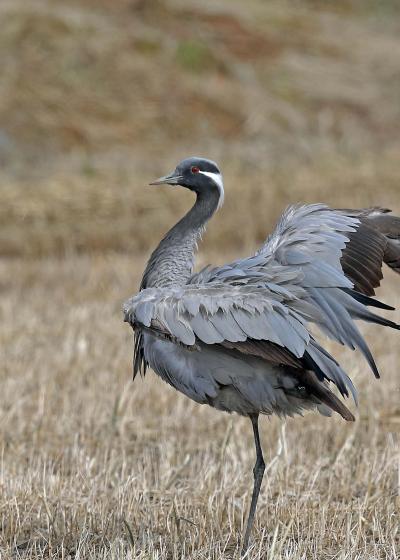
[149,172,183,186]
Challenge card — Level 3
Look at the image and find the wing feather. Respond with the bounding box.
[125,203,400,417]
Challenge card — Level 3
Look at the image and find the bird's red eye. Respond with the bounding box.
[191,166,200,174]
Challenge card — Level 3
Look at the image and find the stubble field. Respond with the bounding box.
[1,0,400,558]
[1,252,399,559]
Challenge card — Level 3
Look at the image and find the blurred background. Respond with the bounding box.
[1,2,400,557]
[1,0,399,258]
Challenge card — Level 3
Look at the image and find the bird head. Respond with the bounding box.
[150,156,224,208]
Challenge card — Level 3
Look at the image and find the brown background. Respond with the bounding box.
[1,0,399,258]
[1,1,399,558]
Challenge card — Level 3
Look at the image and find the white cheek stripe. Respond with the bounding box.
[199,171,224,192]
[198,171,225,208]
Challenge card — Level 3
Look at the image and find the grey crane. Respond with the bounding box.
[123,156,400,555]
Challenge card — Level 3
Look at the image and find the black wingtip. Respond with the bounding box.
[384,320,400,331]
[371,365,380,379]
[369,354,380,379]
[342,288,395,311]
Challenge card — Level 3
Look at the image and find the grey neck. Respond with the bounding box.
[141,187,220,289]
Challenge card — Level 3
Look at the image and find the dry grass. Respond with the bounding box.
[1,254,399,559]
[1,0,400,558]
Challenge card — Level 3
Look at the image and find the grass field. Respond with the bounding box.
[1,0,400,558]
[1,254,399,559]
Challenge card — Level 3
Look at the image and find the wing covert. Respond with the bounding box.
[124,283,311,358]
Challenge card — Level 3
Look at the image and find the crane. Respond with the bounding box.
[124,156,400,555]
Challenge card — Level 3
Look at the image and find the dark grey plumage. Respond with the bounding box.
[123,157,400,555]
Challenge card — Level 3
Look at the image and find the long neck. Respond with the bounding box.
[141,187,220,289]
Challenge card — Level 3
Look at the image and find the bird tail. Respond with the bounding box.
[290,365,355,422]
[302,370,355,422]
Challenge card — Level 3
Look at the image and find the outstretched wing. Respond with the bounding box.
[192,204,400,290]
[192,204,399,371]
[125,204,399,417]
[192,204,360,291]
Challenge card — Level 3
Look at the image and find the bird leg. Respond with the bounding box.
[241,414,265,556]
